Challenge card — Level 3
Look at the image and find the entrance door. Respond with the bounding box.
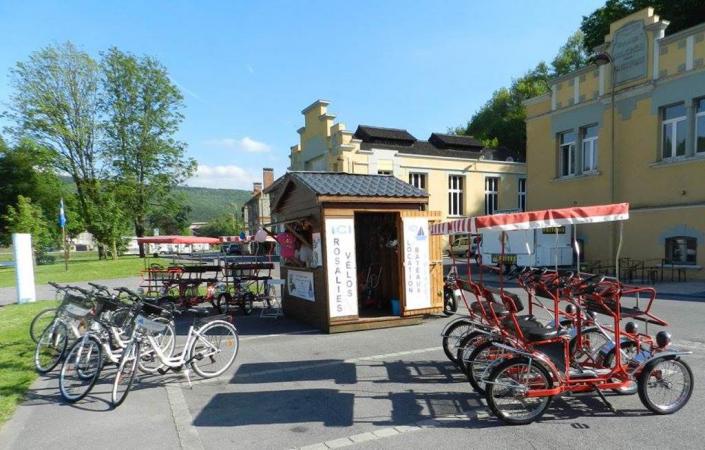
[354,212,401,318]
[399,211,443,316]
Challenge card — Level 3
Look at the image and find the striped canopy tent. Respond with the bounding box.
[430,203,630,235]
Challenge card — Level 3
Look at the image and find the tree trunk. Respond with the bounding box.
[112,239,118,260]
[98,243,106,260]
[135,219,146,258]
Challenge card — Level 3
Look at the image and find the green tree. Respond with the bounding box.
[193,212,242,238]
[0,138,70,238]
[2,195,55,262]
[454,62,551,158]
[101,48,196,257]
[148,195,192,235]
[7,42,104,239]
[88,185,131,260]
[551,31,589,76]
[581,0,705,53]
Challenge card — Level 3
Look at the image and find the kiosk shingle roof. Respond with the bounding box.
[290,172,428,198]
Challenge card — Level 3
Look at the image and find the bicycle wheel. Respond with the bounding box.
[455,330,486,373]
[189,320,239,378]
[34,321,69,373]
[638,356,693,414]
[59,335,103,402]
[441,319,474,365]
[138,320,175,374]
[112,341,140,407]
[443,289,458,316]
[466,339,508,394]
[486,357,553,425]
[30,308,58,343]
[570,327,610,364]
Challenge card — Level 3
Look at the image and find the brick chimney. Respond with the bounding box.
[263,168,274,189]
[253,182,262,195]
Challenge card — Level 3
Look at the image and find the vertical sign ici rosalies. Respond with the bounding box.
[325,218,358,318]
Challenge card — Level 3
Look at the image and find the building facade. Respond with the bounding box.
[289,100,527,228]
[242,168,274,234]
[525,8,705,278]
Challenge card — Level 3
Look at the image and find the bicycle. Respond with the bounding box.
[58,292,176,403]
[111,288,240,407]
[34,286,96,373]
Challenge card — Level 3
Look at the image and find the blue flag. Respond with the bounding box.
[59,198,66,228]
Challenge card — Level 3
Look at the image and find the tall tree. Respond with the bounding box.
[7,42,104,238]
[101,48,196,256]
[581,0,705,52]
[551,31,589,77]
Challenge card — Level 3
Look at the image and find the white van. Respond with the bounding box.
[479,225,574,270]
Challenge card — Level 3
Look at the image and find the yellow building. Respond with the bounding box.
[525,8,705,279]
[289,100,527,244]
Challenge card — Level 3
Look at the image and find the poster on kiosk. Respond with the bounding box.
[403,217,431,310]
[325,218,358,318]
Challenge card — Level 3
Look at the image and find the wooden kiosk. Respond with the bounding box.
[264,172,443,333]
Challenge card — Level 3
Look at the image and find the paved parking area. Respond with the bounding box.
[1,289,704,450]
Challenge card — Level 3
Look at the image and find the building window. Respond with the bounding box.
[448,175,464,216]
[408,172,426,190]
[665,236,697,265]
[696,98,705,154]
[581,124,598,172]
[558,130,576,177]
[517,178,526,212]
[485,177,499,215]
[661,103,687,159]
[377,170,392,175]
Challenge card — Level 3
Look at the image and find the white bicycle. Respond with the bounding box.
[111,308,239,407]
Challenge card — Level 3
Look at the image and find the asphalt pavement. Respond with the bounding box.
[1,285,704,450]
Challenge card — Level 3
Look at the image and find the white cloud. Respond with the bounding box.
[203,136,271,153]
[186,164,259,190]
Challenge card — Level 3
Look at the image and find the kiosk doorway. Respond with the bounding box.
[354,212,401,317]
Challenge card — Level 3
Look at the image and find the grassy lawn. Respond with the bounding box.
[0,252,147,288]
[0,301,59,425]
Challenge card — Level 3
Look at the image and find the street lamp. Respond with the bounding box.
[589,51,619,277]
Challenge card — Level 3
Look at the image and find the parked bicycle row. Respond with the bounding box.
[440,266,693,425]
[31,281,240,408]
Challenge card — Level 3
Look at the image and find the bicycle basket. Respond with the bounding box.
[63,298,93,319]
[135,314,168,334]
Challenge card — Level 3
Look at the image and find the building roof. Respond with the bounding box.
[354,125,417,145]
[428,133,483,150]
[288,172,428,198]
[359,140,484,159]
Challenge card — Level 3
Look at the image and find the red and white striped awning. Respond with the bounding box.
[430,203,629,235]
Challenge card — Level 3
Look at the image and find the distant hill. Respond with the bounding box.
[175,185,252,222]
[60,177,252,222]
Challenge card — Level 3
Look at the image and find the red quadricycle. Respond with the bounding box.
[433,203,694,425]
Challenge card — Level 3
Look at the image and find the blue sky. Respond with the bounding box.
[0,0,603,190]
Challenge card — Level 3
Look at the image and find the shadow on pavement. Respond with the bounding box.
[193,389,354,427]
[371,359,460,385]
[233,359,357,385]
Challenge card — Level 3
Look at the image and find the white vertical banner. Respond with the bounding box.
[325,218,358,318]
[12,233,36,304]
[403,217,431,310]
